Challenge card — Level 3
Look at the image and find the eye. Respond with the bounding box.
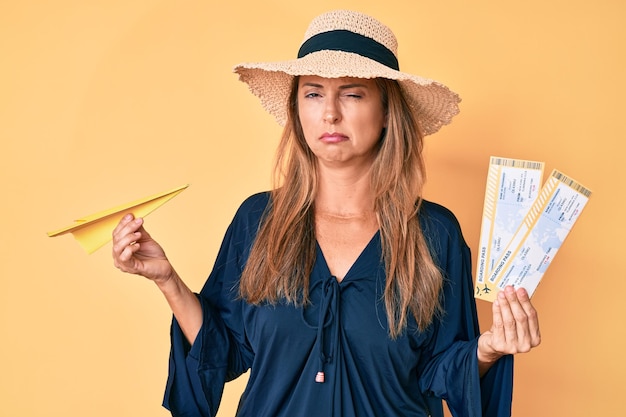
[304,92,321,99]
[343,91,363,99]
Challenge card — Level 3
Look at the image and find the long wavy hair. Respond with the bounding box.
[239,77,443,337]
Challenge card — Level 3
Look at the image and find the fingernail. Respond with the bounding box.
[123,214,132,221]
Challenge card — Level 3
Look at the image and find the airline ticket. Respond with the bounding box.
[475,169,592,301]
[475,157,544,289]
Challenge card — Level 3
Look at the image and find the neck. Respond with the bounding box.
[314,164,375,217]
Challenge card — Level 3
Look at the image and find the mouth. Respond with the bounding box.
[320,132,348,144]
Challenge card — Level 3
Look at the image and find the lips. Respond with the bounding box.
[320,132,348,144]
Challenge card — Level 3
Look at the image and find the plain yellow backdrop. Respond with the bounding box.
[1,1,624,416]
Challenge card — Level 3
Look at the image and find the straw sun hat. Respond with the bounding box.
[233,9,461,136]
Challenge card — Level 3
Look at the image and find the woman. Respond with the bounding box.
[112,10,540,417]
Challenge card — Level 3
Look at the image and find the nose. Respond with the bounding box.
[323,99,340,124]
[324,112,339,124]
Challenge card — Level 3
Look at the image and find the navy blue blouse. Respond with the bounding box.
[163,192,514,417]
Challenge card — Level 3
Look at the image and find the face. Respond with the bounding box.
[296,76,386,168]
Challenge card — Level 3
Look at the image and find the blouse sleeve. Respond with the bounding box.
[418,203,514,417]
[162,194,266,416]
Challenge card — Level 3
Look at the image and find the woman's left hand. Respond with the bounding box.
[477,285,541,373]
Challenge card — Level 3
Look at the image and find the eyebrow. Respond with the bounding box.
[301,82,370,90]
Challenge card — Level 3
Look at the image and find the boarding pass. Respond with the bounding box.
[475,157,545,287]
[475,161,592,302]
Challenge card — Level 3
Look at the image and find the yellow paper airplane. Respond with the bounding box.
[47,184,189,254]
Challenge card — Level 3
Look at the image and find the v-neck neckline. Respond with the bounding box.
[315,230,381,283]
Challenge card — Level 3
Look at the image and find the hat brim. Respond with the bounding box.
[234,50,460,136]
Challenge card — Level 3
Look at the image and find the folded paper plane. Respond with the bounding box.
[47,184,189,254]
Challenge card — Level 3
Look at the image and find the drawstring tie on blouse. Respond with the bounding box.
[302,275,342,383]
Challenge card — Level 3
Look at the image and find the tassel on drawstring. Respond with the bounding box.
[315,371,325,383]
[315,277,337,383]
[300,275,343,384]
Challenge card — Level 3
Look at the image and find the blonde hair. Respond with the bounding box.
[239,77,443,337]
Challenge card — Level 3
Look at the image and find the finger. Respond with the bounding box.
[506,287,540,352]
[114,236,147,272]
[136,224,152,240]
[114,215,144,240]
[112,217,144,268]
[112,230,141,259]
[516,287,541,347]
[490,293,507,347]
[112,213,135,237]
[113,217,143,248]
[497,287,521,347]
[503,286,534,352]
[118,239,141,263]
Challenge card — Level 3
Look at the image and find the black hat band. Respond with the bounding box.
[297,30,400,71]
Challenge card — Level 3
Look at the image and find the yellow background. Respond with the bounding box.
[1,1,623,416]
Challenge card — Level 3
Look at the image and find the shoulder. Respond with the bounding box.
[236,191,271,216]
[418,199,463,236]
[229,191,271,235]
[418,199,469,262]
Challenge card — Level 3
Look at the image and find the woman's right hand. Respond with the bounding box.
[112,213,203,344]
[112,214,174,285]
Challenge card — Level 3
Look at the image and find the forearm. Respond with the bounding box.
[155,271,203,345]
